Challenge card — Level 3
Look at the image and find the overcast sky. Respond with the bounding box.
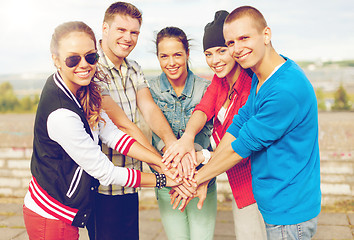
[1,0,353,76]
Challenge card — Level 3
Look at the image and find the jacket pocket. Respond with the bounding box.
[157,101,175,121]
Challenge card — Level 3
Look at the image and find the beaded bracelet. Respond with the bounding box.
[154,172,160,189]
[159,173,166,189]
[154,172,167,189]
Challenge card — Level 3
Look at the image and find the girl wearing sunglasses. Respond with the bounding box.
[22,21,180,240]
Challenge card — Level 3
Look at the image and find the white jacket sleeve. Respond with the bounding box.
[47,108,140,188]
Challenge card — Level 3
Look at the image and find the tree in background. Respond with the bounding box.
[0,82,19,112]
[332,84,352,111]
[0,81,39,112]
[315,88,326,111]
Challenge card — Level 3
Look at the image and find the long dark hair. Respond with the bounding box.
[51,21,107,128]
[155,26,190,56]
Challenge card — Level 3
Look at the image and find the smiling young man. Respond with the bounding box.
[189,6,321,240]
[86,2,177,240]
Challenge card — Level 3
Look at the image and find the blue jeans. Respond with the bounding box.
[265,216,318,240]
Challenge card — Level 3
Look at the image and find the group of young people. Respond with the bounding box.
[23,2,321,240]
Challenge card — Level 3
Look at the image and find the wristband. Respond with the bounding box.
[154,172,167,189]
[201,149,211,165]
[160,173,166,189]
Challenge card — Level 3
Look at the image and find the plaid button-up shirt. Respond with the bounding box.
[97,41,147,195]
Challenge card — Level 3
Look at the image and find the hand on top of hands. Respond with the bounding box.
[162,135,197,168]
[161,142,208,212]
[169,180,209,212]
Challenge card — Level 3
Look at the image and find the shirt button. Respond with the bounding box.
[81,222,85,226]
[91,187,95,191]
[84,214,87,218]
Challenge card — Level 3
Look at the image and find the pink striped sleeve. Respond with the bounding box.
[114,134,136,155]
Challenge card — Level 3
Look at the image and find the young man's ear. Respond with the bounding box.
[102,22,110,36]
[263,27,271,45]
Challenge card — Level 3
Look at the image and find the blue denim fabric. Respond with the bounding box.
[265,216,318,240]
[148,70,213,150]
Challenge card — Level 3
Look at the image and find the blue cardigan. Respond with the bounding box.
[227,56,321,225]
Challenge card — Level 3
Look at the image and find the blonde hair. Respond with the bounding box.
[76,72,107,129]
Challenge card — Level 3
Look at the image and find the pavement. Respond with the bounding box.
[0,198,353,240]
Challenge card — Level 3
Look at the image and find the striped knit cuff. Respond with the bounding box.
[124,168,141,188]
[114,134,136,155]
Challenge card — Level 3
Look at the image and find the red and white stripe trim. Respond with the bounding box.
[114,134,136,155]
[225,93,237,120]
[28,177,78,225]
[213,131,221,145]
[124,168,141,188]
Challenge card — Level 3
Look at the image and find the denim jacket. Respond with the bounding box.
[148,70,213,152]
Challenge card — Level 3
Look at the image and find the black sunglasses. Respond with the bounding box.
[64,52,99,68]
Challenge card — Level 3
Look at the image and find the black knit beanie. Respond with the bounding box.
[203,10,229,52]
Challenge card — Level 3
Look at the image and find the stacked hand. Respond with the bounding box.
[161,138,208,212]
[169,181,209,212]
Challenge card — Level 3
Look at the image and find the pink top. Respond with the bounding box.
[194,68,254,208]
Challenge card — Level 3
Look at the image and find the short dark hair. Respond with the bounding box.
[225,6,267,32]
[104,2,142,26]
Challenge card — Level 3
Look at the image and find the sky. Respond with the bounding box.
[0,0,354,76]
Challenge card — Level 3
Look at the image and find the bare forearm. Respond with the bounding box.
[144,106,176,146]
[120,123,158,154]
[137,88,177,147]
[126,141,164,169]
[102,96,133,132]
[102,96,159,155]
[140,172,179,188]
[195,132,243,184]
[183,110,208,140]
[140,172,156,187]
[162,110,208,164]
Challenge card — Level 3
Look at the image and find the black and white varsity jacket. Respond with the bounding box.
[28,72,139,227]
